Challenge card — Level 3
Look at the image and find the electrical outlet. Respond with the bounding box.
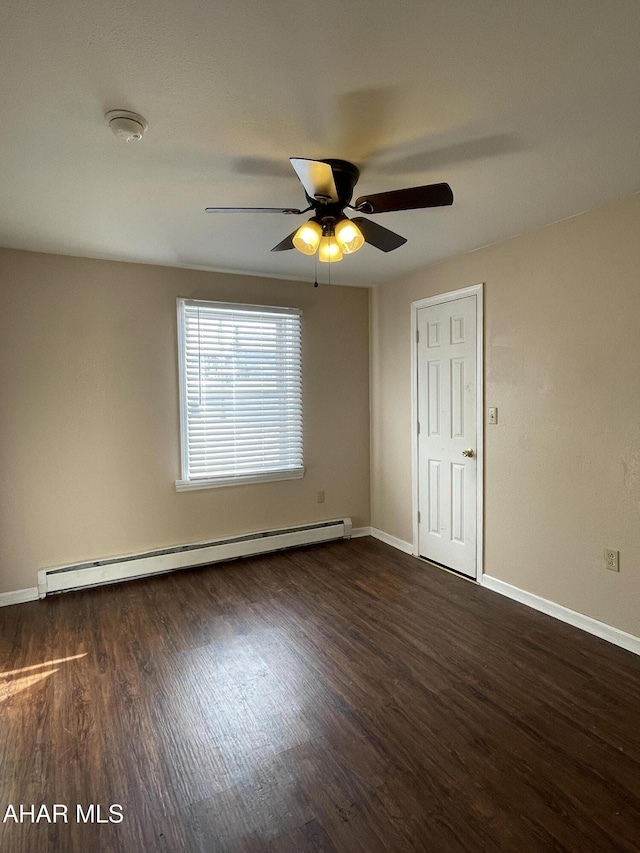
[604,549,619,572]
[488,407,498,425]
[317,490,325,504]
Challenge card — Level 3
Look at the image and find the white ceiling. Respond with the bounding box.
[1,0,640,287]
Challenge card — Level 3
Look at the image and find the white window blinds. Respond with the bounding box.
[176,300,303,489]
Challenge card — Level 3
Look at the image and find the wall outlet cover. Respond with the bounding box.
[604,548,619,572]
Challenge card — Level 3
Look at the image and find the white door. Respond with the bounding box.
[417,295,477,578]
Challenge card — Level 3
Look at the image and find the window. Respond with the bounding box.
[176,299,303,490]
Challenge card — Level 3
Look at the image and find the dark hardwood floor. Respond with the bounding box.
[2,537,640,852]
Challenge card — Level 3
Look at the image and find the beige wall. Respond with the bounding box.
[4,193,640,639]
[0,249,370,593]
[371,192,640,636]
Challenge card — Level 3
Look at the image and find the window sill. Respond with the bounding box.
[175,468,305,491]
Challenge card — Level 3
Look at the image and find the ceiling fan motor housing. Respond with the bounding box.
[306,159,360,210]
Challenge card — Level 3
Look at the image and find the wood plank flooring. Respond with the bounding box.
[2,537,640,852]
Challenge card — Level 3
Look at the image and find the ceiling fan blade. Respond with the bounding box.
[205,206,304,214]
[290,158,339,203]
[351,217,407,252]
[355,182,453,214]
[270,230,298,252]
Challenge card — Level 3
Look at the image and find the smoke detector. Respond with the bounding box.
[105,109,148,142]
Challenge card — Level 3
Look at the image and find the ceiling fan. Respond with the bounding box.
[205,158,453,263]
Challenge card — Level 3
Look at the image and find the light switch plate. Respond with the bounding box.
[488,407,498,424]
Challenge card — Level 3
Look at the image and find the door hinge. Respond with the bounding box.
[416,329,419,344]
[417,511,421,524]
[417,421,420,435]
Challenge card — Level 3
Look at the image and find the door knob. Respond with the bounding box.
[462,449,475,458]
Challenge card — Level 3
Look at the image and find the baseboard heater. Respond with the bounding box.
[37,517,352,597]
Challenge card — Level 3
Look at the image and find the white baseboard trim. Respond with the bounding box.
[482,575,640,657]
[38,518,353,597]
[370,527,414,555]
[0,587,39,608]
[350,526,372,538]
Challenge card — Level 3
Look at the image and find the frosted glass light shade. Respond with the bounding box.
[318,235,343,263]
[335,218,364,254]
[293,220,322,255]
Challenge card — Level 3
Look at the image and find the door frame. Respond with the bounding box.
[410,283,484,581]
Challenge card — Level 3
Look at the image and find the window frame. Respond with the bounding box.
[175,298,304,491]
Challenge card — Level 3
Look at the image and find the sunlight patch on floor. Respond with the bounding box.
[1,652,87,678]
[0,652,88,704]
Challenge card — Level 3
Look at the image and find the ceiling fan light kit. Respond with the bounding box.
[293,215,364,259]
[105,109,148,142]
[292,219,322,255]
[318,233,343,263]
[205,157,453,264]
[334,217,364,254]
